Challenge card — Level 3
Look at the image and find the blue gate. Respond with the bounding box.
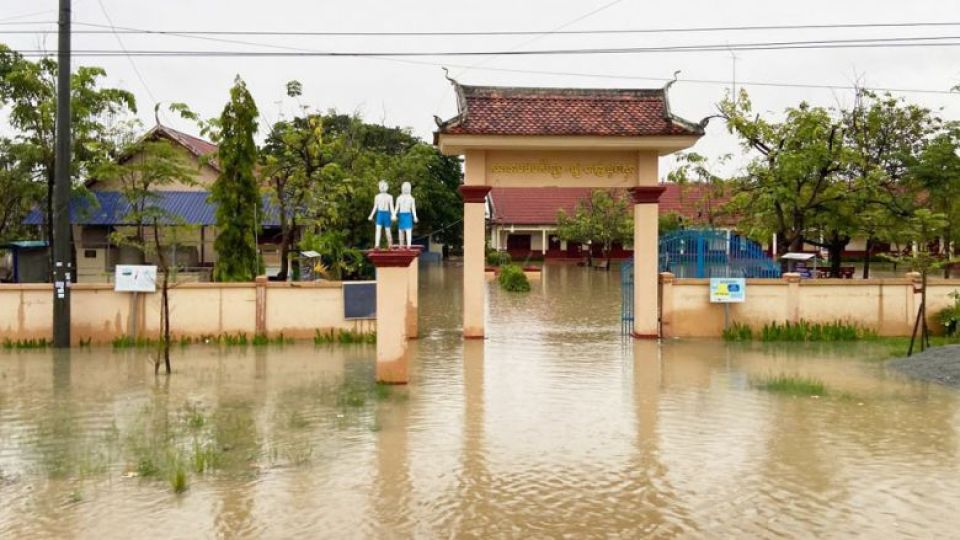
[659,229,780,278]
[620,261,634,335]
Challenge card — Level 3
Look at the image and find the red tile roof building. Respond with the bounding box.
[437,85,704,138]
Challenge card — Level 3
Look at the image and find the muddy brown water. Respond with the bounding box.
[1,263,959,538]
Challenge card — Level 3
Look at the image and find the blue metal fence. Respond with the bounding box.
[620,261,634,335]
[658,229,780,279]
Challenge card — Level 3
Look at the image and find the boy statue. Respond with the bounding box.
[368,180,395,249]
[394,181,418,248]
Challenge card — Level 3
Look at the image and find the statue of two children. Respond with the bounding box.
[368,180,418,249]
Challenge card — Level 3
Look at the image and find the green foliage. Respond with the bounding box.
[210,76,261,282]
[556,189,633,261]
[752,374,826,396]
[498,264,531,292]
[937,291,960,336]
[759,320,875,342]
[112,335,159,348]
[0,44,137,246]
[299,229,371,280]
[252,333,294,346]
[665,152,731,227]
[722,322,753,341]
[658,212,685,234]
[485,249,511,267]
[313,328,377,344]
[2,337,52,349]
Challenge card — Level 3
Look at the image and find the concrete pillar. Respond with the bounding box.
[659,272,675,338]
[407,254,419,339]
[459,185,491,339]
[255,275,267,336]
[783,272,802,322]
[367,249,420,384]
[630,186,666,338]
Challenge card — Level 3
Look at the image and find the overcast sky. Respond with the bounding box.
[2,0,959,178]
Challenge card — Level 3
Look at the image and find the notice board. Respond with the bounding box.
[114,265,157,292]
[343,281,376,320]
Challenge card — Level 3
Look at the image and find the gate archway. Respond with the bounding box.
[435,82,702,339]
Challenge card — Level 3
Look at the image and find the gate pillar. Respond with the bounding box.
[630,186,666,338]
[460,185,491,339]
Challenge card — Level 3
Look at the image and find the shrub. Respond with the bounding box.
[498,264,530,292]
[722,322,753,341]
[486,249,511,267]
[937,291,960,336]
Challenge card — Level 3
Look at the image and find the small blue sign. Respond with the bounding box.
[709,278,746,303]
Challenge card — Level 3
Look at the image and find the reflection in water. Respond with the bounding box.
[1,263,960,537]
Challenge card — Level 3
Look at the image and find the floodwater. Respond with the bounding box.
[2,263,960,538]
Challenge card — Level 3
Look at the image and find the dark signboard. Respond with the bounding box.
[343,281,376,320]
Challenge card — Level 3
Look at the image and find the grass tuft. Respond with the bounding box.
[752,374,827,396]
[722,322,754,341]
[313,328,376,345]
[3,337,52,349]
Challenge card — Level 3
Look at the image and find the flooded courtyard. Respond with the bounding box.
[2,263,960,538]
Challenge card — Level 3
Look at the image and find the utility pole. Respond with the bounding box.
[53,0,72,347]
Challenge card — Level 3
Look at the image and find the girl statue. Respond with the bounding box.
[368,180,395,249]
[394,181,418,248]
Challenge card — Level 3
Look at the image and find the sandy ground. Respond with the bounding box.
[889,345,960,388]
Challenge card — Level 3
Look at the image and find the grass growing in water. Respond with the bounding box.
[760,320,875,342]
[313,328,376,344]
[722,322,754,341]
[3,337,52,349]
[752,374,827,396]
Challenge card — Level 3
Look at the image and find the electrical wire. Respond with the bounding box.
[13,36,960,58]
[95,0,158,105]
[6,19,960,36]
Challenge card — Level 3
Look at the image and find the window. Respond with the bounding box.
[84,250,97,259]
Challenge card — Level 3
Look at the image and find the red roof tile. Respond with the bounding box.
[489,184,722,225]
[155,125,219,170]
[438,85,703,137]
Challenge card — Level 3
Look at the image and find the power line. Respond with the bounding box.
[8,19,960,35]
[15,36,960,58]
[95,0,158,106]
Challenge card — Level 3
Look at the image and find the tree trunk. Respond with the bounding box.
[277,219,291,281]
[827,232,849,278]
[862,237,874,279]
[153,220,171,375]
[945,240,952,279]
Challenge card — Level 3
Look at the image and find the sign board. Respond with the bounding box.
[343,281,376,320]
[710,277,746,303]
[114,265,157,293]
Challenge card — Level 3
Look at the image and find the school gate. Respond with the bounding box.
[435,82,703,338]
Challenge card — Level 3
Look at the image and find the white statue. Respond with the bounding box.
[368,180,395,249]
[394,181,418,248]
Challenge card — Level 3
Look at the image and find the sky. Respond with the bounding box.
[2,0,959,178]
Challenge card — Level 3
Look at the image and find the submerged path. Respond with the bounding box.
[890,345,960,388]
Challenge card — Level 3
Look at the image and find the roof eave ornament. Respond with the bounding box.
[442,67,467,116]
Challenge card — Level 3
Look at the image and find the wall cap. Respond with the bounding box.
[629,185,667,204]
[366,248,420,267]
[458,185,492,203]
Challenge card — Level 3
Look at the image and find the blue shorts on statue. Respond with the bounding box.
[397,212,413,230]
[376,210,391,227]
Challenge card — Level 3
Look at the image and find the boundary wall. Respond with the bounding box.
[660,272,960,338]
[0,278,373,345]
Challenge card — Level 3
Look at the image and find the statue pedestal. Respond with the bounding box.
[366,248,421,384]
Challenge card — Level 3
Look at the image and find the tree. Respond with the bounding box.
[0,138,43,242]
[210,77,261,282]
[884,210,952,356]
[556,189,633,268]
[720,93,845,267]
[908,124,960,277]
[666,152,731,227]
[95,138,197,374]
[0,45,136,260]
[94,139,198,263]
[837,90,936,278]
